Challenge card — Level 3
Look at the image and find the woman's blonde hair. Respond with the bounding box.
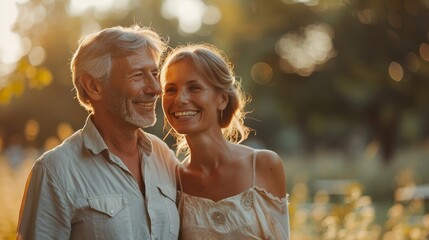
[160,43,251,157]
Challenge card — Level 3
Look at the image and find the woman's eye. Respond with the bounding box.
[164,87,176,93]
[189,85,202,91]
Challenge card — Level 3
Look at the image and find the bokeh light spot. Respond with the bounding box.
[275,24,335,77]
[419,43,429,62]
[28,46,46,66]
[0,1,21,65]
[203,5,222,25]
[44,136,60,151]
[251,62,273,84]
[57,122,74,141]
[161,0,221,34]
[24,119,40,141]
[68,0,114,15]
[25,66,37,79]
[282,0,320,7]
[34,68,53,87]
[388,62,403,82]
[358,9,376,25]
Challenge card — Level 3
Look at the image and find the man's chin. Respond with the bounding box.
[128,117,157,129]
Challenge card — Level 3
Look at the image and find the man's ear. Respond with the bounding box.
[217,92,228,111]
[81,73,103,101]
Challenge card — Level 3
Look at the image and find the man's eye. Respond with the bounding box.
[132,72,144,78]
[151,71,159,78]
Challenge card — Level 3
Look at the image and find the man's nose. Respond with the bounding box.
[144,75,162,96]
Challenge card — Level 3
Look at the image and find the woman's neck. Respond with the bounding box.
[186,133,232,172]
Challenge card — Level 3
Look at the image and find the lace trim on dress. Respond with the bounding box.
[176,149,288,204]
[253,187,289,203]
[179,187,288,206]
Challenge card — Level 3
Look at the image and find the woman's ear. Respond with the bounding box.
[217,92,228,111]
[81,73,103,101]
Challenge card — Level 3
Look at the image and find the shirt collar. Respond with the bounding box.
[137,128,153,156]
[82,115,153,156]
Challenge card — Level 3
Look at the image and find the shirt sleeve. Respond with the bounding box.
[17,162,71,240]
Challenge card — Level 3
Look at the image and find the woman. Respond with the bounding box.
[160,43,290,239]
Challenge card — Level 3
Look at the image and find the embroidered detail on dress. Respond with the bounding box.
[211,211,226,225]
[240,191,254,210]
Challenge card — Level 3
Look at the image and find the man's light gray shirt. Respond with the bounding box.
[18,116,179,239]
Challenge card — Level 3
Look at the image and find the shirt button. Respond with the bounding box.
[110,210,114,214]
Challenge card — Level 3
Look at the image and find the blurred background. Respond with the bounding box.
[1,0,429,239]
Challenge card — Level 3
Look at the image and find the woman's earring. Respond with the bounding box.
[219,110,223,123]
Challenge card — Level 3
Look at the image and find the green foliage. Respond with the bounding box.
[0,60,52,105]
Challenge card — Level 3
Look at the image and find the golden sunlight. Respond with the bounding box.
[67,0,131,18]
[0,1,22,79]
[161,0,221,34]
[275,24,335,77]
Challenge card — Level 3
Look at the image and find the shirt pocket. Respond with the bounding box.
[157,184,180,237]
[88,195,131,239]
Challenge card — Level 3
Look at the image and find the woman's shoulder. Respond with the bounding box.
[255,149,282,164]
[254,149,285,180]
[234,145,283,170]
[253,148,287,198]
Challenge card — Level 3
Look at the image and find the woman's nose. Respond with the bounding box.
[175,89,189,105]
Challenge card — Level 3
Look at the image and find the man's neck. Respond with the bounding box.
[91,114,139,156]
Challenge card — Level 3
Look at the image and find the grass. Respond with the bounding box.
[284,146,429,239]
[0,157,33,240]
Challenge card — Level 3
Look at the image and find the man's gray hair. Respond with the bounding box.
[71,25,166,111]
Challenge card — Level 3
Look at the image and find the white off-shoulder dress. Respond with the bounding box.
[177,151,290,240]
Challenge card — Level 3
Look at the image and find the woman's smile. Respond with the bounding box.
[173,110,199,118]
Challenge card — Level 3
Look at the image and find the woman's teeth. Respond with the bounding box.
[174,111,198,118]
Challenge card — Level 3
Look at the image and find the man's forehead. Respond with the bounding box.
[113,49,156,65]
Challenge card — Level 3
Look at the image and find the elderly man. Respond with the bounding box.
[17,25,179,239]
